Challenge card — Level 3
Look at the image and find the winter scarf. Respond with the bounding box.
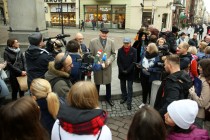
[59,111,107,135]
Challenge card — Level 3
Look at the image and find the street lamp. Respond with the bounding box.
[141,0,144,25]
[61,0,64,34]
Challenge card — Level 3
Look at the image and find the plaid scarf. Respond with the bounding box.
[59,111,107,135]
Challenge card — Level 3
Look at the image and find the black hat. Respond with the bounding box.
[28,32,42,46]
[100,27,109,33]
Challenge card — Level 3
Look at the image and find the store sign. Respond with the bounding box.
[44,0,68,2]
[99,7,111,12]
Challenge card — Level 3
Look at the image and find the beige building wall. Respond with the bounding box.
[143,0,173,30]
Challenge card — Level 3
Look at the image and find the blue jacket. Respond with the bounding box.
[140,52,161,82]
[36,98,55,136]
[69,53,82,83]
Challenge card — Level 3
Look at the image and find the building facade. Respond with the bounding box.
[80,0,174,31]
[2,0,208,30]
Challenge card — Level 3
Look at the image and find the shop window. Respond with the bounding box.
[50,3,76,27]
[84,5,126,29]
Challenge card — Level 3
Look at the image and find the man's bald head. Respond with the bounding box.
[75,33,84,44]
[54,52,73,72]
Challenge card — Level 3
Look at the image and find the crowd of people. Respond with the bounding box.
[0,24,210,140]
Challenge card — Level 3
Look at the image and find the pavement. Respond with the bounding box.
[0,25,142,140]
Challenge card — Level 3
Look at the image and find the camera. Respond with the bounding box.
[43,34,70,57]
[76,52,94,73]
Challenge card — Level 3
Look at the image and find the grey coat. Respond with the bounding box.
[45,61,72,98]
[89,37,116,85]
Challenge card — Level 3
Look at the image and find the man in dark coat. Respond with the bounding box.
[198,25,204,40]
[25,32,54,87]
[176,42,192,71]
[117,37,137,110]
[154,54,192,118]
[188,33,198,48]
[165,26,179,54]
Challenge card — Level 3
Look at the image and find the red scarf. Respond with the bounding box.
[59,111,107,135]
[123,46,130,55]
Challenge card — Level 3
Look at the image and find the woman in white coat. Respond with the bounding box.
[51,81,112,140]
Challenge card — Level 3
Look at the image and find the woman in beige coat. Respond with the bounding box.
[89,28,116,106]
[189,59,210,128]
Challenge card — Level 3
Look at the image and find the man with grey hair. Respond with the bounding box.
[89,27,116,106]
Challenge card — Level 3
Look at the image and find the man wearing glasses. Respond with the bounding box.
[45,52,73,100]
[89,27,116,106]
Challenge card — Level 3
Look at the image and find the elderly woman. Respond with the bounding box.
[51,81,112,140]
[138,43,161,108]
[4,38,27,100]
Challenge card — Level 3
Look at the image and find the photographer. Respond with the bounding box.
[65,40,83,83]
[44,34,70,58]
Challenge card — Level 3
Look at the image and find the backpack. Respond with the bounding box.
[49,77,71,104]
[49,77,71,89]
[177,73,193,99]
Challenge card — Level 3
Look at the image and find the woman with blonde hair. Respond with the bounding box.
[188,46,198,80]
[138,43,161,108]
[51,81,112,140]
[0,96,49,140]
[30,78,60,135]
[197,42,208,60]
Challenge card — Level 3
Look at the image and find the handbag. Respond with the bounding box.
[205,106,210,121]
[16,76,28,91]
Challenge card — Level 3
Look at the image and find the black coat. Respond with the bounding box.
[4,47,26,78]
[25,45,54,87]
[117,46,137,80]
[188,38,198,48]
[180,52,192,70]
[154,70,192,118]
[166,32,177,54]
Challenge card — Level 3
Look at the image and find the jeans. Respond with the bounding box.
[96,83,111,100]
[140,73,152,104]
[120,79,133,105]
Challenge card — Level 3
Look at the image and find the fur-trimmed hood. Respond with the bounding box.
[45,61,70,81]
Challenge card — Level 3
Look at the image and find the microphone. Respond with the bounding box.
[95,49,102,63]
[102,53,107,62]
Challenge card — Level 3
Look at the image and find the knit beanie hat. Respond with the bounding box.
[28,32,42,46]
[167,99,198,129]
